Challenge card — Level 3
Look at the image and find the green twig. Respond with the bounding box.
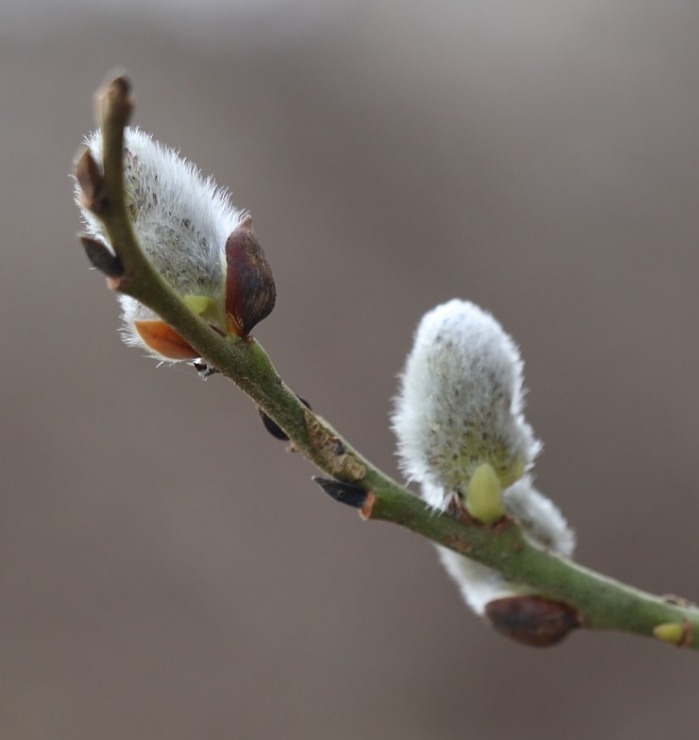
[79,72,699,650]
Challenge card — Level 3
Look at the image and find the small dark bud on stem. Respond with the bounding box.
[80,236,124,278]
[259,397,311,441]
[484,595,580,647]
[225,216,276,337]
[259,410,290,441]
[75,148,107,213]
[313,477,368,509]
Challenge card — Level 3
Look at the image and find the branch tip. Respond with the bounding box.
[97,71,134,127]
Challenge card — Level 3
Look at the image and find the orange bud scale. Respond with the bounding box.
[134,320,199,360]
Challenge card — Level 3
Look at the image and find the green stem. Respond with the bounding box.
[82,73,699,650]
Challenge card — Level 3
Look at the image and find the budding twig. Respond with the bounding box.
[76,71,699,650]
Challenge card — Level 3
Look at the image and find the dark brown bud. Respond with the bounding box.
[225,216,276,337]
[484,595,580,648]
[80,236,124,278]
[313,477,368,509]
[259,410,289,440]
[259,397,312,441]
[75,148,106,213]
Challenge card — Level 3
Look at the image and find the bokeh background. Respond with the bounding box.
[3,1,699,738]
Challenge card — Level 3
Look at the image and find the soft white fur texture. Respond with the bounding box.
[392,299,541,507]
[393,300,575,616]
[77,127,244,359]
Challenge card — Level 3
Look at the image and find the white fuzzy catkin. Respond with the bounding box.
[427,477,576,615]
[393,299,575,616]
[392,299,541,508]
[77,127,245,359]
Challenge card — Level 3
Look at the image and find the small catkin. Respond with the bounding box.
[393,300,575,617]
[392,299,541,509]
[76,127,245,360]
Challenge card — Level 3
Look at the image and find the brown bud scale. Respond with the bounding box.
[225,218,276,337]
[75,148,107,213]
[81,236,123,278]
[313,477,368,509]
[484,595,580,648]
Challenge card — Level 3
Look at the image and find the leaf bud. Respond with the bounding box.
[225,216,276,337]
[484,595,580,647]
[74,148,106,213]
[653,621,691,647]
[466,462,506,524]
[80,236,123,279]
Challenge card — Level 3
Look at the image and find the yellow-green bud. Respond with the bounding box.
[653,622,687,646]
[466,463,506,524]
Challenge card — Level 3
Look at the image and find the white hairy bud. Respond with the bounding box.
[392,299,541,509]
[429,477,576,615]
[76,127,248,361]
[392,299,576,620]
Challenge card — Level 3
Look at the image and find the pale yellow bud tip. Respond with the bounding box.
[466,463,506,524]
[184,294,216,316]
[653,622,686,646]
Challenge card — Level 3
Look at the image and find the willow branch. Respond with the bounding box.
[78,72,699,650]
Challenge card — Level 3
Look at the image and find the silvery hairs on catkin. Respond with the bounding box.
[392,299,541,509]
[76,127,246,358]
[392,299,575,615]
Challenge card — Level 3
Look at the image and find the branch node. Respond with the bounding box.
[304,408,366,481]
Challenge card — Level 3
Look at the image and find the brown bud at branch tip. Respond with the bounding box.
[484,595,580,648]
[97,71,134,127]
[225,216,276,337]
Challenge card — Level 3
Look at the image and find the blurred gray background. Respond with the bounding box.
[3,1,699,738]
